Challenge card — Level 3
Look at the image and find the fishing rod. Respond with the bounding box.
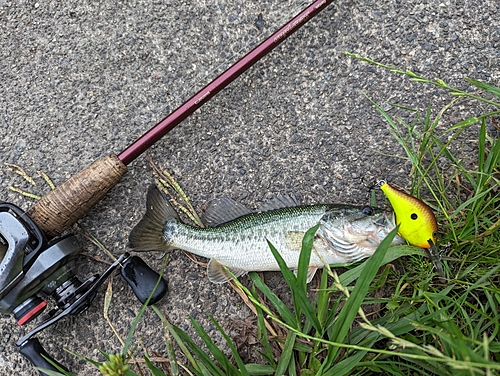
[0,1,334,374]
[27,0,334,238]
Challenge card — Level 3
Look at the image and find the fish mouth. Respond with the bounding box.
[389,211,397,227]
[374,210,397,228]
[388,211,406,245]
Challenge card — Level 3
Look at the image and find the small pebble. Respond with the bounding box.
[255,13,264,30]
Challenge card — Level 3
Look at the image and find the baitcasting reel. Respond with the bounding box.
[0,202,168,375]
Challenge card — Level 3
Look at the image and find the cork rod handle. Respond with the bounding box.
[27,154,128,238]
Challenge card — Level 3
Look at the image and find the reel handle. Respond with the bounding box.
[19,338,69,376]
[27,154,127,238]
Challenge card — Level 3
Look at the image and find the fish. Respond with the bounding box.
[380,182,443,277]
[129,185,406,284]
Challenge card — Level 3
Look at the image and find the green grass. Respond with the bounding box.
[345,53,500,282]
[42,56,499,375]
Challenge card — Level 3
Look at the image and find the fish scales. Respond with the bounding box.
[168,205,332,271]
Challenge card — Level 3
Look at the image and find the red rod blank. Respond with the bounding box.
[118,0,333,165]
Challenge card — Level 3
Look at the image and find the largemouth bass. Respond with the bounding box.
[129,186,405,283]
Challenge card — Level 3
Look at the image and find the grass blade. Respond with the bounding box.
[466,78,500,99]
[144,354,166,376]
[244,364,276,375]
[151,306,179,376]
[190,317,236,374]
[274,332,296,376]
[252,285,276,368]
[210,314,250,376]
[250,272,297,327]
[266,231,322,332]
[166,323,202,374]
[296,225,318,288]
[171,324,226,376]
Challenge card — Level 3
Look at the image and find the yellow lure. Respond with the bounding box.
[380,182,437,249]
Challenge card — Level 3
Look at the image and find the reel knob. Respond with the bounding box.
[120,256,167,305]
[19,338,68,376]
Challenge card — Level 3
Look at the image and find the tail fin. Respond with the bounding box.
[129,185,179,251]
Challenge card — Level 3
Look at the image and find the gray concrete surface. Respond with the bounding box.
[0,0,498,374]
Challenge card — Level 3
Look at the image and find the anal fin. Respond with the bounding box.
[293,266,318,284]
[207,259,247,284]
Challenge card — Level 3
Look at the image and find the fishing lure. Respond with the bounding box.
[380,182,444,277]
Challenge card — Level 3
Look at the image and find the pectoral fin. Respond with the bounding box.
[207,259,247,284]
[285,231,306,252]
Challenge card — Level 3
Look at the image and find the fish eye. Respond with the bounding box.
[360,206,374,216]
[411,213,418,220]
[432,231,437,238]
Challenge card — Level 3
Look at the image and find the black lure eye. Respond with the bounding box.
[411,213,418,220]
[361,206,374,216]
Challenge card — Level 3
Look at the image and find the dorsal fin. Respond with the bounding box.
[258,194,300,212]
[203,197,253,227]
